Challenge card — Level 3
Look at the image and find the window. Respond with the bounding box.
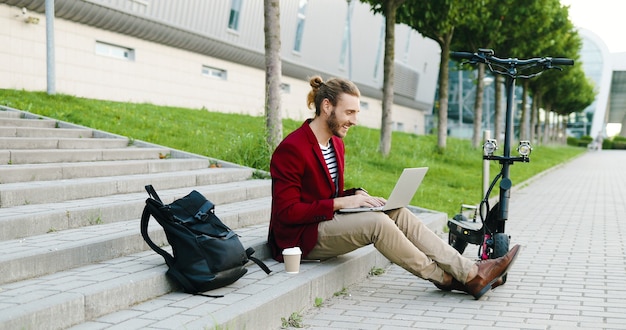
[402,33,411,64]
[293,0,308,52]
[280,83,291,93]
[95,41,134,61]
[360,101,369,110]
[129,0,149,13]
[228,0,243,31]
[202,65,227,80]
[393,122,404,132]
[339,0,355,69]
[373,21,385,79]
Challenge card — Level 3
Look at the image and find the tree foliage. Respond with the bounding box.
[451,0,515,147]
[360,0,596,152]
[397,0,482,150]
[451,0,593,144]
[528,1,594,142]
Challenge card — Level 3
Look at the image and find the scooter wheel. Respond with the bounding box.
[492,233,510,283]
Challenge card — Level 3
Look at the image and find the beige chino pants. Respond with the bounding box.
[306,207,475,284]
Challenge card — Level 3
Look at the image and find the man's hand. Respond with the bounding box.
[333,191,386,211]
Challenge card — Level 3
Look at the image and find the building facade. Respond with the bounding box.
[0,0,441,135]
[572,28,626,139]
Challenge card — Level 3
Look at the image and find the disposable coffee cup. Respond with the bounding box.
[282,247,302,274]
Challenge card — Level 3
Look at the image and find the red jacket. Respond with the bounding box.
[268,120,356,261]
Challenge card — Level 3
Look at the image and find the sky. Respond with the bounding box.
[560,0,626,53]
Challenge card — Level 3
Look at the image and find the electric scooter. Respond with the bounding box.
[446,49,573,281]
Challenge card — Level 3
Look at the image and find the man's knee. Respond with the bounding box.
[358,213,398,235]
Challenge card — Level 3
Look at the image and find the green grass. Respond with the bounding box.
[0,89,586,217]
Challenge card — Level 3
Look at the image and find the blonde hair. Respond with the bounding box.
[306,75,360,116]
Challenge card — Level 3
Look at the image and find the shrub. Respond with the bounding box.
[612,136,626,142]
[577,135,593,147]
[612,136,626,149]
[566,136,579,147]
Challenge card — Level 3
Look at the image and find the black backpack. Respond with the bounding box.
[140,185,271,296]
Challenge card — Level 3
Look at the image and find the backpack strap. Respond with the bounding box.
[193,292,225,298]
[145,185,163,203]
[246,247,272,274]
[140,203,175,267]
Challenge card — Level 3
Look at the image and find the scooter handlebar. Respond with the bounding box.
[550,58,574,66]
[450,51,476,61]
[451,51,574,66]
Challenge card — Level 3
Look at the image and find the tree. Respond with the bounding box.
[264,0,282,151]
[452,0,512,148]
[361,0,406,157]
[540,62,594,143]
[398,0,480,150]
[527,1,593,144]
[519,0,572,143]
[491,0,559,143]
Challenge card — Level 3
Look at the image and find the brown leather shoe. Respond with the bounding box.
[435,276,504,292]
[434,277,465,292]
[465,244,521,299]
[475,259,505,290]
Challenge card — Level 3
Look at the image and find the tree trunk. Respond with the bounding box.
[561,115,568,144]
[494,75,503,142]
[529,89,537,144]
[551,113,556,143]
[534,91,544,145]
[378,0,405,156]
[264,0,282,151]
[555,114,561,143]
[519,80,529,141]
[542,109,551,145]
[436,34,453,151]
[555,114,560,144]
[472,63,485,148]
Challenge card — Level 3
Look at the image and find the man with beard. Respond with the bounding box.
[267,75,520,299]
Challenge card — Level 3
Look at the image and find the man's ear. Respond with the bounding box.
[321,98,332,116]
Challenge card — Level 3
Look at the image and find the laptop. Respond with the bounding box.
[339,167,429,213]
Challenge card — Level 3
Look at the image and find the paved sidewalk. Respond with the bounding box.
[298,150,626,330]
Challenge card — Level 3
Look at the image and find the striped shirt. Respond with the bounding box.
[319,142,338,184]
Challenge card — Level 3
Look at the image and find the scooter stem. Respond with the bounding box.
[497,75,516,231]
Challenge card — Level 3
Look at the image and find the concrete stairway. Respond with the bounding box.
[0,106,446,330]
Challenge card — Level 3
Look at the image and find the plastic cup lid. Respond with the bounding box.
[282,247,302,255]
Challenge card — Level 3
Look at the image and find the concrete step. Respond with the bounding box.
[0,110,22,118]
[0,147,171,165]
[0,136,130,149]
[0,126,94,138]
[0,196,272,286]
[0,117,58,128]
[0,158,210,184]
[0,210,445,330]
[0,180,271,241]
[0,166,257,207]
[100,210,446,330]
[0,117,57,128]
[0,224,271,330]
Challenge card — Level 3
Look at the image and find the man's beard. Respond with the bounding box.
[327,109,345,138]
